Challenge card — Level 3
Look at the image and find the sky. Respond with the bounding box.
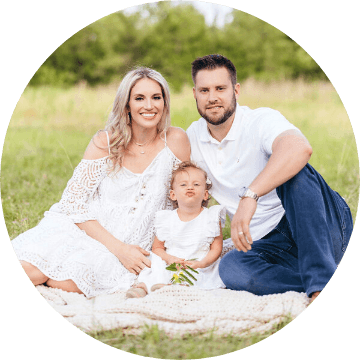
[124,1,234,27]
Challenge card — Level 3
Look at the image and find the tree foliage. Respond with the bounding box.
[29,2,327,89]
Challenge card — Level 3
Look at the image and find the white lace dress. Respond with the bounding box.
[138,205,227,292]
[12,141,180,298]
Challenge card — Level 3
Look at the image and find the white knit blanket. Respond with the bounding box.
[36,285,309,336]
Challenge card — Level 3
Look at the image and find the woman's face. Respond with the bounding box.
[128,78,165,131]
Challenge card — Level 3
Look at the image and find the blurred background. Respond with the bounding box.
[2,1,358,241]
[28,1,327,90]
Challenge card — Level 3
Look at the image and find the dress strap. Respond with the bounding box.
[105,130,110,155]
[164,130,167,147]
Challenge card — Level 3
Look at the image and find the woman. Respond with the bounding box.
[12,67,190,298]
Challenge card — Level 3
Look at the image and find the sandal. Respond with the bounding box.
[126,287,147,299]
[150,284,167,292]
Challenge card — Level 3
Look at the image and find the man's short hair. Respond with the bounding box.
[191,54,237,87]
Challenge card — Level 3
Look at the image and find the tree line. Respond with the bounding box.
[30,2,327,91]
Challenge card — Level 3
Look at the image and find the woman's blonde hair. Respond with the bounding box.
[103,67,171,171]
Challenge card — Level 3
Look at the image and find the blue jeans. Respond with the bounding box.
[219,164,353,297]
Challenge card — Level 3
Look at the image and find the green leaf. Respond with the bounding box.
[166,263,178,271]
[185,265,199,274]
[183,268,197,281]
[179,273,194,286]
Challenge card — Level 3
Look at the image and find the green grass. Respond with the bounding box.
[90,316,293,358]
[1,79,359,358]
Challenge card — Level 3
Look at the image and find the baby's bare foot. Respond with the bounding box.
[150,283,167,292]
[126,282,148,298]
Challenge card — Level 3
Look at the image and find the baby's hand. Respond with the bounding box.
[184,260,204,269]
[165,255,185,265]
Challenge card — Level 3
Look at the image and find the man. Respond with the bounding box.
[186,54,353,302]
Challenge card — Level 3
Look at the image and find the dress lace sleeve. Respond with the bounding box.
[56,157,109,223]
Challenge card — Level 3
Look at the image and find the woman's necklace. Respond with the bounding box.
[132,133,157,154]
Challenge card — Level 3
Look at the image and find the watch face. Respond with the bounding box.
[239,187,247,198]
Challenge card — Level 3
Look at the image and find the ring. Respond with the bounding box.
[239,231,244,235]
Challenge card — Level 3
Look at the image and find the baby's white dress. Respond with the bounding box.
[138,205,227,292]
[12,133,180,298]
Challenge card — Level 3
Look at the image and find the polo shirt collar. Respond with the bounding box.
[199,103,242,143]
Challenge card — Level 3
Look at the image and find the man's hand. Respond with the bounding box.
[231,197,257,252]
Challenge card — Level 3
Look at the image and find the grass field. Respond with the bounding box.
[1,79,359,358]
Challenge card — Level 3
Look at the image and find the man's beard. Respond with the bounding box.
[196,94,237,126]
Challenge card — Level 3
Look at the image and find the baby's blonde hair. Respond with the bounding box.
[170,161,212,208]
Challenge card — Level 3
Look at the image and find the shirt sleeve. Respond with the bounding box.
[55,157,109,223]
[154,210,173,242]
[252,108,300,155]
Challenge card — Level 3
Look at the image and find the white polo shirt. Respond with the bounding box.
[186,104,299,241]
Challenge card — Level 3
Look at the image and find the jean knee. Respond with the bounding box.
[219,250,252,290]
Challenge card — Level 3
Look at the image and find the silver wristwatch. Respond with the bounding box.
[239,187,259,202]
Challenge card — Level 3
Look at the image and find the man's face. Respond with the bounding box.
[193,67,240,126]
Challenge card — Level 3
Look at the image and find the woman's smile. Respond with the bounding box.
[128,78,165,130]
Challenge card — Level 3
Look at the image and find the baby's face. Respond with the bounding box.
[170,167,208,208]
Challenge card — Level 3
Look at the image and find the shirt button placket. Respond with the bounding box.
[218,144,223,166]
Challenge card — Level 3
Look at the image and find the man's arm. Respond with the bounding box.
[231,129,313,252]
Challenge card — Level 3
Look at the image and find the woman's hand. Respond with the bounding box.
[76,220,150,275]
[115,243,151,275]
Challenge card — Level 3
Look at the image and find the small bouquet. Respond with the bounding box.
[165,260,199,286]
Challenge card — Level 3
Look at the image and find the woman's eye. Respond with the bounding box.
[135,97,143,101]
[154,96,162,100]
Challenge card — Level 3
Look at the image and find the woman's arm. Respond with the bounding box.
[152,236,185,265]
[75,132,151,274]
[77,221,150,274]
[184,223,223,269]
